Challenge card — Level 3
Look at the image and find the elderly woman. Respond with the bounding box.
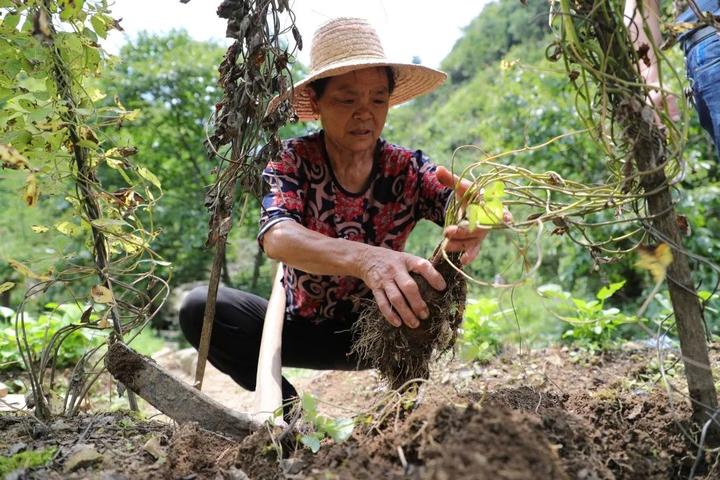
[179,17,487,406]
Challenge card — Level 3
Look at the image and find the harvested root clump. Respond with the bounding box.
[351,250,467,389]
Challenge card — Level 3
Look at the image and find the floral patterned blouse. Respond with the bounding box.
[258,131,451,323]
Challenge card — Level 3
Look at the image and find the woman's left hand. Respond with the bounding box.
[436,166,506,265]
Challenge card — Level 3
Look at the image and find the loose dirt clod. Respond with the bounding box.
[351,250,467,389]
[165,423,238,478]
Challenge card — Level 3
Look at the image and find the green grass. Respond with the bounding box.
[0,447,56,476]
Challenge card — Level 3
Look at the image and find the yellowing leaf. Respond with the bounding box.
[666,22,696,35]
[105,156,127,170]
[31,225,49,233]
[137,166,161,189]
[466,181,507,231]
[90,285,114,304]
[8,260,52,282]
[467,200,504,231]
[86,87,106,102]
[24,174,38,206]
[635,243,673,283]
[500,59,519,71]
[121,109,140,122]
[105,146,138,159]
[0,144,30,170]
[117,234,148,254]
[56,221,82,237]
[0,282,15,294]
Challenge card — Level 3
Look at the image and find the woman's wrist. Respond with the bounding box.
[348,242,373,281]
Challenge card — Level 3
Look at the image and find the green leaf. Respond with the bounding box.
[300,434,321,453]
[483,181,505,201]
[59,0,85,21]
[571,298,588,310]
[537,284,570,300]
[137,166,161,189]
[17,76,47,93]
[596,281,625,301]
[2,13,21,31]
[90,218,128,229]
[301,393,317,418]
[698,291,713,302]
[467,199,503,230]
[324,418,354,443]
[90,15,107,39]
[57,32,84,56]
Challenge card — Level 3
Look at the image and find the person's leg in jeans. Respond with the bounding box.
[686,34,720,160]
[178,286,366,406]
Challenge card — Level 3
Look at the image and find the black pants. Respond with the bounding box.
[178,286,368,403]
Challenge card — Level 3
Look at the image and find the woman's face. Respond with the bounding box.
[310,67,390,156]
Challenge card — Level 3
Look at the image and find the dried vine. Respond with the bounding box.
[193,0,300,388]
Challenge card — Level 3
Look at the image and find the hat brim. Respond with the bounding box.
[268,60,447,121]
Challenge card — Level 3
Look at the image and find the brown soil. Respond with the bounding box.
[2,345,717,479]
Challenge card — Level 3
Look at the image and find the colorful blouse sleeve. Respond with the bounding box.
[414,151,452,227]
[257,144,307,247]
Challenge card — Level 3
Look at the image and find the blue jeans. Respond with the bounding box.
[685,32,720,160]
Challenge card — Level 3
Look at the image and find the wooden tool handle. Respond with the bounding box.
[253,263,286,424]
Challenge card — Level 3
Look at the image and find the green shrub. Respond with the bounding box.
[458,297,504,362]
[538,281,638,351]
[298,393,355,453]
[0,303,102,371]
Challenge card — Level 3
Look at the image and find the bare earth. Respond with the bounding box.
[2,343,719,479]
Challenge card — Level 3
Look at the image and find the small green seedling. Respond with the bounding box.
[299,393,355,453]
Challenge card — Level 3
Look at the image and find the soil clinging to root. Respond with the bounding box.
[351,250,467,389]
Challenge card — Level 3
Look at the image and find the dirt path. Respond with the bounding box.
[153,347,381,418]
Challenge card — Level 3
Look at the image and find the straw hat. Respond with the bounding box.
[270,17,447,121]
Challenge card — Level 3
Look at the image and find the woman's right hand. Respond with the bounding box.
[357,246,447,329]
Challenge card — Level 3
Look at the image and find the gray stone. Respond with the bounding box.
[63,444,104,473]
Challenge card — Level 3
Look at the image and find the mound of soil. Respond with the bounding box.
[1,346,715,479]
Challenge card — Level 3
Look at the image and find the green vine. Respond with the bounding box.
[1,0,168,418]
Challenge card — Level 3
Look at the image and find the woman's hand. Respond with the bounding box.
[442,222,488,265]
[436,166,508,265]
[357,246,446,329]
